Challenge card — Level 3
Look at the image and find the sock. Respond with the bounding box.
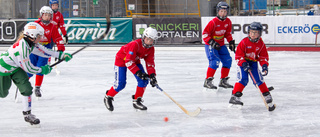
[134,86,145,99]
[232,82,245,94]
[258,83,269,93]
[35,75,44,87]
[106,87,118,97]
[221,67,230,79]
[22,95,32,112]
[206,67,216,79]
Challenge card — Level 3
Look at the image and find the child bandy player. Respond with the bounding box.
[229,22,274,110]
[0,22,72,125]
[50,0,68,44]
[202,2,236,91]
[104,27,159,112]
[28,6,66,98]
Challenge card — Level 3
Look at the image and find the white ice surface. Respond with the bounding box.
[1,48,320,137]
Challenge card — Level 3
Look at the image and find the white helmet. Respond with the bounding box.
[23,22,44,39]
[142,27,158,48]
[39,6,53,24]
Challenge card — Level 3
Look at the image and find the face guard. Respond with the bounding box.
[248,22,263,42]
[50,0,59,13]
[216,2,229,20]
[39,6,53,25]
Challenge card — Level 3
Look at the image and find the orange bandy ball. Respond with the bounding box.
[164,117,169,122]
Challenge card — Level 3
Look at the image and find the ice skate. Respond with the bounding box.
[132,95,147,111]
[262,92,276,111]
[203,77,217,92]
[23,110,40,126]
[104,94,114,112]
[228,92,243,109]
[262,92,273,103]
[218,77,233,89]
[34,86,41,98]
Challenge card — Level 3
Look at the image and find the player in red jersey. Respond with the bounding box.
[202,2,236,90]
[104,27,159,111]
[228,22,273,108]
[50,0,68,43]
[27,6,66,98]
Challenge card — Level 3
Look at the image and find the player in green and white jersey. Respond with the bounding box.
[0,22,72,125]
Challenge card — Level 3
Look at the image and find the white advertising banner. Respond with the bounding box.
[201,16,320,45]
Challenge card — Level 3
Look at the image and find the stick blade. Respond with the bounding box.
[268,104,276,111]
[186,107,201,117]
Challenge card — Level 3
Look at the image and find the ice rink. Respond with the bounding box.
[0,47,320,136]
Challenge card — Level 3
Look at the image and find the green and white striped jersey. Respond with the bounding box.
[0,38,62,76]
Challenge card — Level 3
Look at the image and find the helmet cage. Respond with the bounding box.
[142,37,156,48]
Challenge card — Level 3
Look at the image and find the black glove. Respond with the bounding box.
[242,62,252,73]
[208,39,221,50]
[229,40,236,52]
[261,64,268,76]
[135,70,149,80]
[64,35,68,44]
[149,73,157,87]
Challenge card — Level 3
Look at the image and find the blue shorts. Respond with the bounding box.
[205,44,232,69]
[113,64,149,92]
[27,43,52,77]
[236,61,265,86]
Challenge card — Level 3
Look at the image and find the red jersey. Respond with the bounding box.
[202,17,233,46]
[235,37,269,67]
[35,19,65,51]
[52,11,67,36]
[115,39,156,75]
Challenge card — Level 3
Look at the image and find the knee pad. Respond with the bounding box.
[239,78,249,87]
[221,57,232,68]
[209,60,220,70]
[114,81,126,91]
[15,77,33,96]
[20,86,33,96]
[137,79,149,87]
[222,60,232,68]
